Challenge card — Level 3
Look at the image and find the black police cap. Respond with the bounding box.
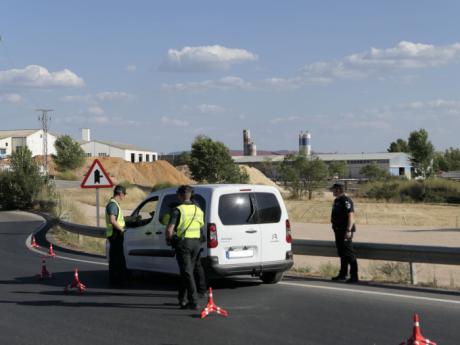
[330,182,344,190]
[114,185,127,195]
[176,185,193,195]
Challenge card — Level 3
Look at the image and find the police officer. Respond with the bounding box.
[106,184,128,285]
[330,182,359,283]
[165,185,206,310]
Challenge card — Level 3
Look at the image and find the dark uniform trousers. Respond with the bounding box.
[108,230,127,284]
[334,228,358,279]
[175,238,206,305]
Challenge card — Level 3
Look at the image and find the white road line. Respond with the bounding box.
[25,234,108,266]
[280,281,460,305]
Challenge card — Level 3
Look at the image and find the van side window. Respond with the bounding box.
[218,193,255,225]
[254,193,281,224]
[128,196,159,227]
[158,193,206,225]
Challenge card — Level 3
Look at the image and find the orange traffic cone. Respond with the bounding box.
[37,258,51,280]
[65,268,87,293]
[31,235,40,248]
[47,243,56,258]
[200,287,228,319]
[399,313,437,345]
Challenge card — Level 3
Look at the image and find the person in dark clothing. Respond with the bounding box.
[330,182,359,283]
[165,185,207,310]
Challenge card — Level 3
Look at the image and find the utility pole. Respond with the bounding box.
[37,109,53,174]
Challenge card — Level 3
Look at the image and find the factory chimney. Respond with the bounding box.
[243,129,257,156]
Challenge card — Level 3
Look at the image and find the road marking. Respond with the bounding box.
[25,234,108,266]
[280,281,460,305]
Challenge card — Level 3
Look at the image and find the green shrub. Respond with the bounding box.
[363,181,400,201]
[56,170,77,180]
[399,181,425,202]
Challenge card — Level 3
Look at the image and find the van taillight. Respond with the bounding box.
[286,219,292,243]
[208,223,218,248]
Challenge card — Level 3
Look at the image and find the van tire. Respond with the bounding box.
[261,271,284,284]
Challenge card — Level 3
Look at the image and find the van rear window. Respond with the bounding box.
[254,193,281,224]
[218,192,281,225]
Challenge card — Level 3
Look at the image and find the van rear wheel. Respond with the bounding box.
[261,271,284,284]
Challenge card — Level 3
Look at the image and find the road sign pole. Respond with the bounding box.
[96,188,100,228]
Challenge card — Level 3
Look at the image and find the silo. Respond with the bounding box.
[299,131,311,156]
[243,129,250,156]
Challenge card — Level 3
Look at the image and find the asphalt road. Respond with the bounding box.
[0,211,459,345]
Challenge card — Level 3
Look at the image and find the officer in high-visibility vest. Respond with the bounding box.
[166,185,205,310]
[106,184,127,285]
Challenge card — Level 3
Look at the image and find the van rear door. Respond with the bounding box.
[216,192,261,266]
[253,192,286,263]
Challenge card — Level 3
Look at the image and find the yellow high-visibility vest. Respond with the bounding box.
[105,199,125,238]
[176,204,204,239]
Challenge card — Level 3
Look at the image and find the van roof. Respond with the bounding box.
[154,184,280,195]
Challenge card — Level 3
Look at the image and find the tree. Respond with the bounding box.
[189,136,249,183]
[360,162,390,181]
[442,148,460,171]
[0,146,45,209]
[408,129,434,178]
[53,135,86,171]
[388,138,409,153]
[328,160,348,179]
[280,154,328,199]
[174,151,191,166]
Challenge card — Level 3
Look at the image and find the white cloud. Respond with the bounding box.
[125,64,137,72]
[161,116,189,127]
[0,93,22,103]
[60,91,134,103]
[270,116,303,124]
[95,91,134,101]
[162,76,254,92]
[88,106,104,115]
[197,104,225,114]
[159,45,258,72]
[59,115,110,125]
[0,65,84,88]
[303,41,460,80]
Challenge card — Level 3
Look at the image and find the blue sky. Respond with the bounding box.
[1,1,460,154]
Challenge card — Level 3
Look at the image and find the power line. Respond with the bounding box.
[37,109,53,174]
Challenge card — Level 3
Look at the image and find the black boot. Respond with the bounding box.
[332,258,348,281]
[346,260,359,283]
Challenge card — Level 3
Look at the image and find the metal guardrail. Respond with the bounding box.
[58,220,106,238]
[292,240,460,265]
[57,219,460,266]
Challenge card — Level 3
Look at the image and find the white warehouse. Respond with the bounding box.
[0,129,57,158]
[80,129,157,163]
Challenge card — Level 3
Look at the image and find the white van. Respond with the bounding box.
[112,184,293,284]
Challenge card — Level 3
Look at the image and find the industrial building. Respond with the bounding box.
[0,129,57,159]
[233,129,412,179]
[79,128,158,163]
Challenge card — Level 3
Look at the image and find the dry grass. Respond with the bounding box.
[48,226,106,256]
[61,187,147,211]
[286,199,460,227]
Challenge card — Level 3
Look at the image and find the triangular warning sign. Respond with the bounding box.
[80,159,114,189]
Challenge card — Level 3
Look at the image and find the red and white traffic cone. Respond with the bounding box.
[200,287,228,319]
[64,268,87,293]
[47,243,56,258]
[37,258,51,280]
[399,313,437,345]
[31,235,40,248]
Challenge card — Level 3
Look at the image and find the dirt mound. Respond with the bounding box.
[240,165,284,190]
[44,156,192,187]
